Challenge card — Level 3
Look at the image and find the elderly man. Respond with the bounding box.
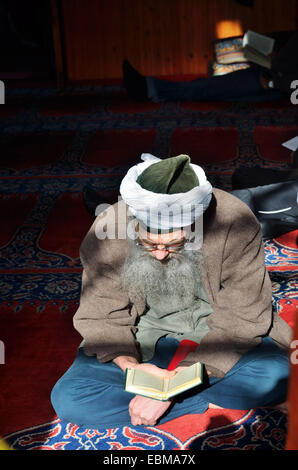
[51,154,291,428]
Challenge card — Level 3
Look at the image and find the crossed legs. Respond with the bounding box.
[51,337,289,428]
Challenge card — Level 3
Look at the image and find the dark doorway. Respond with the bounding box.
[0,0,55,81]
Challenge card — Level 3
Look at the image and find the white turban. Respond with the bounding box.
[119,153,213,231]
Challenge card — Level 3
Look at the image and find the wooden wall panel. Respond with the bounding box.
[60,0,298,81]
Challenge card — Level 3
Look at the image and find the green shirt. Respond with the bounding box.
[136,279,213,361]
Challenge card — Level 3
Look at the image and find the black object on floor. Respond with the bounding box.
[82,186,110,217]
[232,180,298,238]
[122,59,148,102]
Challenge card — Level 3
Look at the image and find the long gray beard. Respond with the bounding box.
[121,241,204,311]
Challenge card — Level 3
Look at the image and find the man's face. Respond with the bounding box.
[137,225,186,261]
[122,224,202,309]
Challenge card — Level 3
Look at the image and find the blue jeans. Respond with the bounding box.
[146,67,282,102]
[51,337,289,428]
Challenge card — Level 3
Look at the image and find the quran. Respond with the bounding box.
[124,362,203,401]
[242,30,275,69]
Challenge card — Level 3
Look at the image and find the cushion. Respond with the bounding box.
[209,61,250,76]
[213,35,248,64]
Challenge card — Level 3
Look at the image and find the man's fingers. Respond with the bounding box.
[162,371,176,379]
[131,415,155,426]
[135,363,176,378]
[130,412,152,426]
[129,397,155,426]
[174,366,188,373]
[157,368,176,378]
[128,397,137,416]
[131,415,140,426]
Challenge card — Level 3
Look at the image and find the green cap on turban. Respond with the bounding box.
[136,154,199,194]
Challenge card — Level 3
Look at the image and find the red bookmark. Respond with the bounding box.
[167,340,199,371]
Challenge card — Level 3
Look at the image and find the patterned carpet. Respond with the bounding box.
[1,81,298,450]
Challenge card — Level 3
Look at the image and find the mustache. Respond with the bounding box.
[134,245,187,265]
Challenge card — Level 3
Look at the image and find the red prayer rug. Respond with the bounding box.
[1,82,297,450]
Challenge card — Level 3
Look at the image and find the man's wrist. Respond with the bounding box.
[113,355,139,372]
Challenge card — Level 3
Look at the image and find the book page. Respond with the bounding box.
[128,368,165,392]
[243,30,275,56]
[168,363,201,392]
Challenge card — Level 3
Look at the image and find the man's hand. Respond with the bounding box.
[129,395,172,426]
[113,355,139,372]
[128,364,176,426]
[173,366,188,373]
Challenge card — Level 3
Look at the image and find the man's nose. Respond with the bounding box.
[152,247,169,261]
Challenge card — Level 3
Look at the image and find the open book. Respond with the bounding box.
[242,30,275,69]
[124,362,203,401]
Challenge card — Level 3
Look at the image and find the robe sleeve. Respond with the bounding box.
[73,208,142,364]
